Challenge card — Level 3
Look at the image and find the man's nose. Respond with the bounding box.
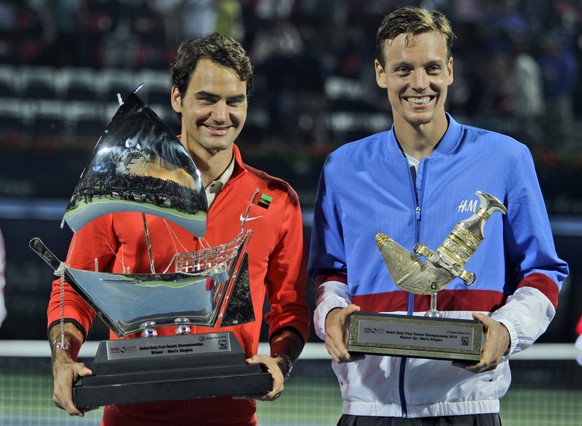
[212,101,227,121]
[411,70,428,90]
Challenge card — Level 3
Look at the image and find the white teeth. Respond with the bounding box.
[408,97,431,104]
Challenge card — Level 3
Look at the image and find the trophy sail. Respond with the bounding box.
[62,89,207,238]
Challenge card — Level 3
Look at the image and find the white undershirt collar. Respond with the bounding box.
[205,157,235,207]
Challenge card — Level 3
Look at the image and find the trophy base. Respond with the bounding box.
[73,332,272,410]
[348,312,482,362]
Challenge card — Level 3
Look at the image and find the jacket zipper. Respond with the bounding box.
[399,158,425,417]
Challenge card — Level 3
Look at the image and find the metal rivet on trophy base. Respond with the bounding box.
[141,321,158,337]
[174,318,192,334]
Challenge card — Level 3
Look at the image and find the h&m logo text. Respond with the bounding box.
[457,198,478,213]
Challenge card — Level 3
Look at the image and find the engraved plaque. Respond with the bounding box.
[348,312,482,361]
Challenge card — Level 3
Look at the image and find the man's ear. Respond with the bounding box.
[375,59,387,89]
[170,86,182,114]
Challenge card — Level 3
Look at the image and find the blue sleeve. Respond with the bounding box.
[308,155,347,281]
[504,145,569,289]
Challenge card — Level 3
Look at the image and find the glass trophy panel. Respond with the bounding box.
[67,268,214,335]
[62,89,207,237]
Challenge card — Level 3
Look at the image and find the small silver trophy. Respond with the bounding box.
[348,191,507,361]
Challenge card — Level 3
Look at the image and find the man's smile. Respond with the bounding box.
[404,96,434,105]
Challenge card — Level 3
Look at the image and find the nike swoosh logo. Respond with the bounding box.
[240,214,262,222]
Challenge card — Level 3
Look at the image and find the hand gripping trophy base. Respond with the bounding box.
[73,332,272,410]
[348,191,507,361]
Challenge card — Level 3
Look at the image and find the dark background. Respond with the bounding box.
[0,0,581,343]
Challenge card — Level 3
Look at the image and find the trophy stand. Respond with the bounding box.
[30,91,274,411]
[426,286,442,319]
[73,330,272,410]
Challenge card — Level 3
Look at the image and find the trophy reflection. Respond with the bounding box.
[348,191,507,361]
[30,88,271,410]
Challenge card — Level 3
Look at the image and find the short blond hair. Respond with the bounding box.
[376,7,455,67]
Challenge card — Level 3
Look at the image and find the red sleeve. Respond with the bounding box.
[315,270,347,287]
[576,315,582,336]
[516,272,560,308]
[263,188,310,343]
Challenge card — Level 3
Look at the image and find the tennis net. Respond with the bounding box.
[0,342,580,426]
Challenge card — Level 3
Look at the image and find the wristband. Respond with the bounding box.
[274,352,294,380]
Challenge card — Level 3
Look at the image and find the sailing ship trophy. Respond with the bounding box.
[29,88,271,410]
[348,191,507,361]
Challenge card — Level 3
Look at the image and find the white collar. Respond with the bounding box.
[205,156,235,206]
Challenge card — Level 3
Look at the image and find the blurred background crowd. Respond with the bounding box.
[0,0,581,344]
[0,0,581,165]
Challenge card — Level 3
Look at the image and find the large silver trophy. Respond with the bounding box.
[348,191,507,361]
[30,89,271,410]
